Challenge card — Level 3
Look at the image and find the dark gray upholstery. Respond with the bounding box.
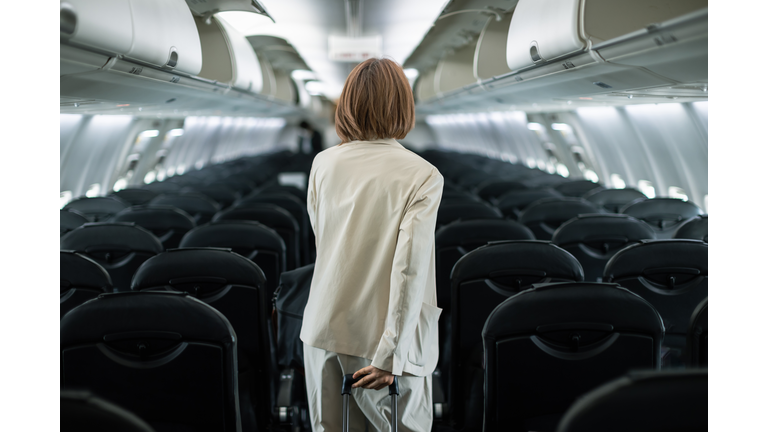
[111,205,196,250]
[61,390,156,432]
[60,251,112,319]
[518,197,603,240]
[620,198,703,239]
[63,197,129,222]
[583,188,647,213]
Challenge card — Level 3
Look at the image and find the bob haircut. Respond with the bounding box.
[335,58,415,143]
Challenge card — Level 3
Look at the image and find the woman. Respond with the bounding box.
[300,58,443,432]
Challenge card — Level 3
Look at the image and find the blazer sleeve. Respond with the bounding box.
[371,167,443,375]
[307,161,317,233]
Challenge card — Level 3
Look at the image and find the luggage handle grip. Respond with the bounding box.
[342,374,399,396]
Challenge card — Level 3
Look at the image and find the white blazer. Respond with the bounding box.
[300,138,444,376]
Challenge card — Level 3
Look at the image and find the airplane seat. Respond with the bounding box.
[255,185,307,202]
[473,179,528,203]
[685,297,708,368]
[61,209,89,236]
[110,205,196,250]
[148,192,221,225]
[554,180,605,197]
[60,223,163,292]
[63,196,129,222]
[234,193,312,265]
[436,202,503,229]
[131,248,276,432]
[140,181,183,193]
[213,176,259,196]
[182,185,241,209]
[518,197,603,240]
[583,187,647,213]
[604,239,707,367]
[552,214,656,282]
[482,282,664,432]
[60,250,112,319]
[60,291,241,432]
[213,204,301,270]
[496,188,563,220]
[620,198,703,239]
[441,190,483,203]
[556,370,707,432]
[455,170,495,190]
[109,188,160,206]
[61,390,156,432]
[179,220,286,296]
[449,240,584,430]
[674,214,708,242]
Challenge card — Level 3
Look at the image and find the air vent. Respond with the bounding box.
[593,82,612,89]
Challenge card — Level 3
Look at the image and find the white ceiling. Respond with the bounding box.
[217,0,449,99]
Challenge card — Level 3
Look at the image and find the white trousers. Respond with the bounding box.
[303,343,433,432]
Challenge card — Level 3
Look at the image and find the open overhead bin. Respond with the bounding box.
[474,11,514,80]
[415,67,438,103]
[185,0,273,22]
[435,42,479,96]
[194,15,263,92]
[60,0,202,75]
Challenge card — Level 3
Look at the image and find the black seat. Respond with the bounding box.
[441,190,482,204]
[474,179,527,202]
[256,185,306,202]
[63,197,129,222]
[179,221,286,296]
[140,181,183,193]
[552,214,656,282]
[675,214,708,242]
[436,202,502,229]
[554,180,604,197]
[583,188,647,213]
[214,204,301,271]
[449,241,584,430]
[235,193,312,265]
[60,251,112,319]
[620,198,703,239]
[213,176,258,196]
[496,188,563,220]
[60,291,241,432]
[185,185,240,209]
[149,193,221,225]
[131,248,275,432]
[483,282,664,432]
[685,297,708,367]
[110,206,196,250]
[518,197,603,240]
[604,239,707,367]
[109,189,160,206]
[60,223,163,291]
[556,370,707,432]
[61,390,156,432]
[61,209,89,236]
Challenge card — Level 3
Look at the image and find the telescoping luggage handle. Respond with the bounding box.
[341,374,400,432]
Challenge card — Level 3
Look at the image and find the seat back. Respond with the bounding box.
[604,239,707,366]
[552,214,656,282]
[436,202,502,228]
[60,223,163,291]
[620,198,703,239]
[674,214,708,242]
[483,282,664,432]
[474,179,527,202]
[109,189,160,206]
[275,264,315,370]
[179,221,285,296]
[61,209,89,236]
[449,241,584,429]
[554,180,604,197]
[496,188,563,220]
[556,370,707,432]
[686,298,708,367]
[518,198,603,240]
[583,188,647,213]
[186,185,241,209]
[131,248,272,432]
[61,390,156,432]
[149,193,221,225]
[140,181,183,193]
[111,206,196,250]
[214,204,301,270]
[256,185,306,202]
[60,291,241,432]
[60,251,112,319]
[63,197,129,222]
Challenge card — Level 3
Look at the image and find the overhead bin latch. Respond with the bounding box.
[60,2,77,37]
[165,47,178,69]
[529,41,544,64]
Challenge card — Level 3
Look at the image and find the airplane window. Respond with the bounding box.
[556,164,570,178]
[668,186,689,201]
[143,171,157,184]
[583,169,599,183]
[85,184,101,198]
[638,180,656,198]
[610,173,626,189]
[176,166,186,175]
[60,191,73,209]
[113,178,128,192]
[166,167,176,177]
[525,157,536,168]
[571,146,599,182]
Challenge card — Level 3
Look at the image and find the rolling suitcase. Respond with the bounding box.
[341,374,400,432]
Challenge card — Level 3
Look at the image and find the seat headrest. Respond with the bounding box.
[131,247,266,290]
[60,251,112,292]
[437,203,502,224]
[674,215,708,242]
[496,189,562,211]
[112,206,196,230]
[61,210,89,230]
[60,291,235,347]
[554,180,604,197]
[61,390,156,432]
[64,197,129,214]
[179,221,285,251]
[213,205,298,229]
[519,198,602,224]
[436,219,535,247]
[149,193,221,213]
[483,282,664,340]
[60,223,164,253]
[604,239,708,281]
[620,198,702,219]
[109,188,160,205]
[583,188,647,209]
[552,214,656,245]
[451,240,584,282]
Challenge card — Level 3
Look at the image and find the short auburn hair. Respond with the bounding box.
[335,58,415,143]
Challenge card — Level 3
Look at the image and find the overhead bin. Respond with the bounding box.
[474,12,514,80]
[194,16,263,92]
[272,70,297,103]
[435,42,478,97]
[415,67,437,102]
[61,0,202,75]
[185,0,274,22]
[506,0,707,72]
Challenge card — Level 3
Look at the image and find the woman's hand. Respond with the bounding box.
[352,365,395,391]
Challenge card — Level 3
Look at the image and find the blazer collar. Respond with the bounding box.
[344,138,403,148]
